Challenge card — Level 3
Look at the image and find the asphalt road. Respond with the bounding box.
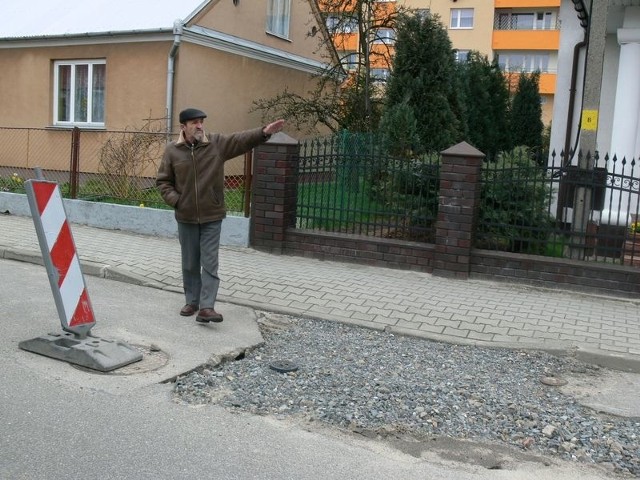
[0,259,619,479]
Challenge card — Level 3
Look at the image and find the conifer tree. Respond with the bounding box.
[379,100,421,157]
[458,51,511,158]
[382,12,464,152]
[510,72,544,155]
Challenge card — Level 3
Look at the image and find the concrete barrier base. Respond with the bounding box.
[19,331,143,372]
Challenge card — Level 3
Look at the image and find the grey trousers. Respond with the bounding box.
[177,220,221,309]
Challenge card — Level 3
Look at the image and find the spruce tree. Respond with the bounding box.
[458,51,511,158]
[379,100,421,156]
[510,72,544,155]
[383,13,463,152]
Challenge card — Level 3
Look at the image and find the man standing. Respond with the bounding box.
[156,108,284,323]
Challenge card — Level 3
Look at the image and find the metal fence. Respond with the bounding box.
[298,133,440,241]
[0,126,250,216]
[493,14,560,31]
[298,134,640,267]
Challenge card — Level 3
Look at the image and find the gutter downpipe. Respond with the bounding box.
[166,20,183,137]
[563,30,589,166]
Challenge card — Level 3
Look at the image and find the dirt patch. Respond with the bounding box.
[560,367,640,418]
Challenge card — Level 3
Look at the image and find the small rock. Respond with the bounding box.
[540,376,568,386]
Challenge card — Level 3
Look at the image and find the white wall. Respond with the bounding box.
[548,0,586,164]
[597,34,622,158]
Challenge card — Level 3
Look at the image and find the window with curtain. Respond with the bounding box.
[371,68,390,82]
[266,0,291,39]
[496,11,554,31]
[341,51,359,71]
[497,53,550,73]
[54,60,106,126]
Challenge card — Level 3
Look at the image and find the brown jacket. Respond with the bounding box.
[156,127,267,224]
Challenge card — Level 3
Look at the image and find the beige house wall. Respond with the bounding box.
[0,48,53,128]
[195,0,328,62]
[174,44,319,131]
[0,1,333,177]
[0,41,170,130]
[174,42,322,175]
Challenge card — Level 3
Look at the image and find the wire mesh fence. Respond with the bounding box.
[0,126,249,216]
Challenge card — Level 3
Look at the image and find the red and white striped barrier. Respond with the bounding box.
[25,180,96,336]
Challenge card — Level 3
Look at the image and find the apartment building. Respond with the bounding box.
[320,0,561,124]
[490,0,560,124]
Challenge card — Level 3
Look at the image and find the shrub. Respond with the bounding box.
[98,117,167,199]
[477,146,554,254]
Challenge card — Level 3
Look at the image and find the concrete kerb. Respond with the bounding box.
[2,247,44,266]
[386,325,640,374]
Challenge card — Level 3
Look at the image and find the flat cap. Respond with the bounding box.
[179,108,207,124]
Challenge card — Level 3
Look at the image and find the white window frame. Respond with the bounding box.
[511,12,535,30]
[450,8,474,29]
[373,28,396,45]
[371,68,390,82]
[497,11,554,31]
[341,51,359,71]
[266,0,291,39]
[326,13,358,34]
[326,14,340,31]
[53,59,106,127]
[497,53,550,73]
[535,12,553,30]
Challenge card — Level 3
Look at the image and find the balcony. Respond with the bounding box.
[331,32,359,51]
[495,0,560,7]
[493,29,560,50]
[504,72,557,95]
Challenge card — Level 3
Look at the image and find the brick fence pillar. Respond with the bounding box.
[433,141,485,279]
[250,132,299,253]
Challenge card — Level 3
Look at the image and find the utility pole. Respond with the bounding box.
[568,0,607,259]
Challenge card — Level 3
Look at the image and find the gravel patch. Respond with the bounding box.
[173,312,640,477]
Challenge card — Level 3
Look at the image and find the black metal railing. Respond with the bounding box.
[493,13,560,31]
[298,134,640,267]
[298,133,440,241]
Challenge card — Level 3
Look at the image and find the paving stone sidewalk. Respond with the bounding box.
[1,213,639,370]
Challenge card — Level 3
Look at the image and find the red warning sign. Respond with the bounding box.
[26,180,96,335]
